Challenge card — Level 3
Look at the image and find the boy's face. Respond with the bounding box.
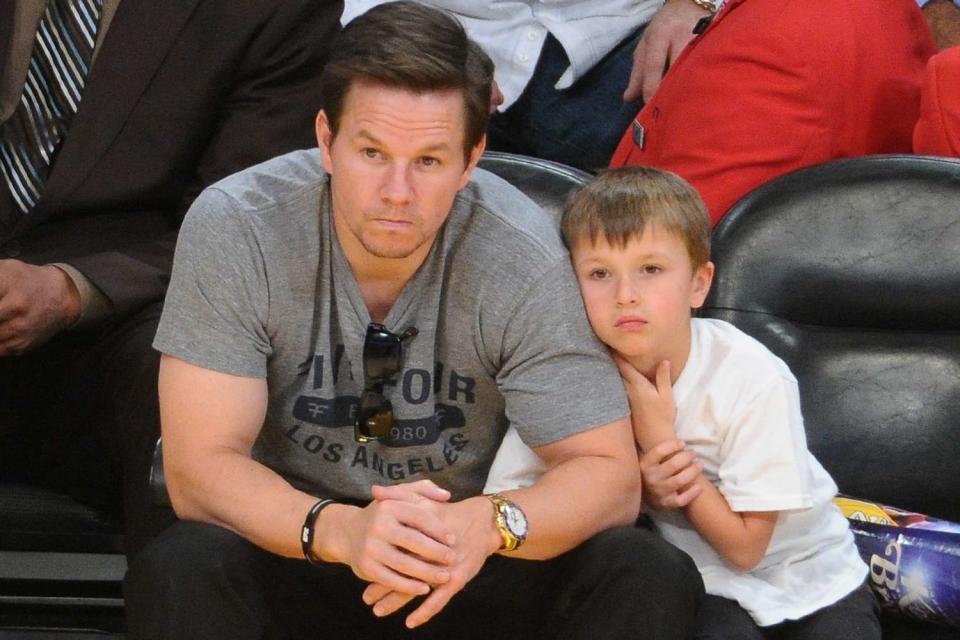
[571,225,714,375]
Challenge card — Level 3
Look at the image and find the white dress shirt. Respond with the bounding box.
[343,1,661,109]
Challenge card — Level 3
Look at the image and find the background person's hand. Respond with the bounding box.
[923,0,960,50]
[624,0,711,103]
[0,260,80,355]
[490,79,505,113]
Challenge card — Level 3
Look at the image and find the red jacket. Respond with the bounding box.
[914,46,960,157]
[610,0,936,225]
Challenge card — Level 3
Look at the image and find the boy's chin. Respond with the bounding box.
[614,349,659,377]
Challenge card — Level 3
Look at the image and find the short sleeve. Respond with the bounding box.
[495,257,630,447]
[153,187,272,378]
[715,375,816,512]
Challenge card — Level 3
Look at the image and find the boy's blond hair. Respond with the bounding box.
[561,166,711,269]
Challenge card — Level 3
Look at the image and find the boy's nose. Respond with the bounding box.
[615,279,639,306]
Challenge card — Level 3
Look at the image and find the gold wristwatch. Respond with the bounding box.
[486,493,528,551]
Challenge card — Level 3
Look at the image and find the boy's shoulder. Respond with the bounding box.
[691,318,796,387]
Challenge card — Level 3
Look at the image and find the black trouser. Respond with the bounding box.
[0,301,176,558]
[694,581,880,640]
[125,520,705,640]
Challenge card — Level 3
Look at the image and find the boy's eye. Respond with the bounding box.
[643,265,662,275]
[589,268,610,280]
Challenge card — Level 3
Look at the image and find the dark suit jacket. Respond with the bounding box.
[0,0,343,320]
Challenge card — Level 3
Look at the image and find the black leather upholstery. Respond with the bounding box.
[704,155,960,638]
[478,151,591,222]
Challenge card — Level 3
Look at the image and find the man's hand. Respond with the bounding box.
[321,483,458,599]
[624,0,711,103]
[362,485,501,629]
[0,260,81,355]
[639,438,704,510]
[614,356,677,450]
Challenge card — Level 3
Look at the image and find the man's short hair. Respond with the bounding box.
[561,166,711,269]
[320,1,493,159]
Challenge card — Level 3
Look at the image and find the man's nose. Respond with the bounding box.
[380,163,414,204]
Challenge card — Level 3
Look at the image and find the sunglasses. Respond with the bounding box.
[354,322,418,442]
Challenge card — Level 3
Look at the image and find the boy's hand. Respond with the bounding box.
[614,356,677,450]
[639,439,703,510]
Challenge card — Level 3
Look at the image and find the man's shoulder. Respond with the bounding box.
[453,167,569,263]
[179,148,325,258]
[205,148,325,214]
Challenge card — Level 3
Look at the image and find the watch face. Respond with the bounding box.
[504,504,528,538]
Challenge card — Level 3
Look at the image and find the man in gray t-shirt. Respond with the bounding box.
[125,4,703,638]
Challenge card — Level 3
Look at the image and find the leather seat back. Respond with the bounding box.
[703,155,960,521]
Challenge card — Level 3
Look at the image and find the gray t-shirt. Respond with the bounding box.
[155,149,628,502]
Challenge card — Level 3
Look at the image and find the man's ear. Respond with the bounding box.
[316,110,334,173]
[690,261,715,310]
[457,134,487,190]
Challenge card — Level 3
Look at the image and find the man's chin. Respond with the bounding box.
[359,237,427,260]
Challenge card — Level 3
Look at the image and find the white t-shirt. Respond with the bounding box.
[342,1,659,109]
[485,318,867,626]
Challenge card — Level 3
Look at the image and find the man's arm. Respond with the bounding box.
[508,417,642,558]
[159,354,457,595]
[364,417,642,628]
[2,0,342,355]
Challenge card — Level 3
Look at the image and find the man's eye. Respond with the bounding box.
[420,156,439,167]
[362,148,381,159]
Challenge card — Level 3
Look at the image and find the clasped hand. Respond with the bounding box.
[341,480,500,629]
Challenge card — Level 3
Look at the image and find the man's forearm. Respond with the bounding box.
[505,425,642,560]
[167,445,322,560]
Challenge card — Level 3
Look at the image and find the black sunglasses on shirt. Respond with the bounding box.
[354,322,417,443]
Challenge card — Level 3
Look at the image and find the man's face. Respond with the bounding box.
[571,225,714,375]
[317,81,484,266]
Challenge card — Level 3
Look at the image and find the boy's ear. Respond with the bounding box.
[690,261,715,310]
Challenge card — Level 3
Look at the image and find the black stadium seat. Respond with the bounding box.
[703,154,960,639]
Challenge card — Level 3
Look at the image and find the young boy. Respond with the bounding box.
[484,166,880,638]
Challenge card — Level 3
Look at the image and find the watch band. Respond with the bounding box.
[690,0,718,13]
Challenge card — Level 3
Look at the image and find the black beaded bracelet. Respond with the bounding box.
[301,498,336,566]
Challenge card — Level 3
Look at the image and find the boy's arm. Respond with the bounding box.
[619,357,778,572]
[683,477,778,571]
[639,439,778,572]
